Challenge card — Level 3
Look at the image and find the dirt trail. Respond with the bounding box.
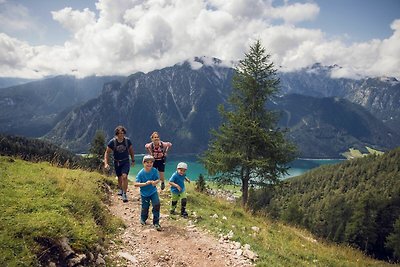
[106,187,254,267]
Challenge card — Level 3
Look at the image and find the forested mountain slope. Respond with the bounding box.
[249,147,400,261]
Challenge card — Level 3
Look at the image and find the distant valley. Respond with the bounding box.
[1,58,399,158]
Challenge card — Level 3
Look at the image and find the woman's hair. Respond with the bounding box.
[150,131,159,139]
[114,125,126,136]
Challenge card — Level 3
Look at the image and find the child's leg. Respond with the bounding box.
[180,192,188,217]
[141,196,150,222]
[170,193,179,214]
[181,198,187,215]
[151,193,161,225]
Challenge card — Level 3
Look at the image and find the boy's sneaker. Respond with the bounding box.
[160,181,165,190]
[140,219,146,226]
[181,211,188,218]
[170,210,177,215]
[117,189,123,196]
[154,223,161,231]
[122,193,128,203]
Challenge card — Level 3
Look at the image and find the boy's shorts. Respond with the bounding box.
[153,159,166,172]
[171,191,187,201]
[114,159,130,177]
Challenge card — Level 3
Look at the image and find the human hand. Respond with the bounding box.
[104,163,110,170]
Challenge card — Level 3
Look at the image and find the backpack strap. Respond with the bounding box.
[113,137,129,151]
[113,137,117,151]
[151,141,164,152]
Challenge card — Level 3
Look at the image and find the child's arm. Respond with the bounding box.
[169,181,182,191]
[134,180,152,187]
[150,179,160,186]
[185,177,190,183]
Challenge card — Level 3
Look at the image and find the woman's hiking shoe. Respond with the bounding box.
[160,181,165,190]
[117,189,123,196]
[122,193,128,203]
[154,223,161,231]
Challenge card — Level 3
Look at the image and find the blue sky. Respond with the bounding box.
[300,0,400,42]
[0,0,399,79]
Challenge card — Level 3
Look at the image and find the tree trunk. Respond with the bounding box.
[241,167,250,206]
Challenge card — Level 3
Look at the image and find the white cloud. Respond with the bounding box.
[51,7,96,33]
[0,0,399,80]
[271,2,320,24]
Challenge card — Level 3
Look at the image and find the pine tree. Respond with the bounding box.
[88,130,106,172]
[201,40,297,206]
[386,217,400,260]
[195,173,207,192]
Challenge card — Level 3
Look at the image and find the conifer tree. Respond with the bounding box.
[89,130,106,172]
[195,173,207,192]
[386,218,400,260]
[201,40,296,206]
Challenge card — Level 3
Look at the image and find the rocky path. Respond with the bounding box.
[106,187,254,267]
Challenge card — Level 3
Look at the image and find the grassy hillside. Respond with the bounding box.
[0,156,393,266]
[0,156,123,266]
[254,147,400,262]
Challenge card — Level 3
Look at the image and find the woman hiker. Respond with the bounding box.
[144,131,172,190]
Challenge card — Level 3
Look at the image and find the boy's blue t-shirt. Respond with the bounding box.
[169,171,186,194]
[135,167,159,197]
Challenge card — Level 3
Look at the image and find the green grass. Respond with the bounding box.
[0,156,123,266]
[168,183,396,267]
[341,147,384,159]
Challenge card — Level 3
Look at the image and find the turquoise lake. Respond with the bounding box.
[128,154,344,181]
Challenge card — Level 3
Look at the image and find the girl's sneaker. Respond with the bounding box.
[117,189,123,196]
[154,223,161,231]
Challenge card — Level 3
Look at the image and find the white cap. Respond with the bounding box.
[142,154,155,163]
[177,162,188,170]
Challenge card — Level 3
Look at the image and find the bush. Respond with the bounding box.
[195,174,206,192]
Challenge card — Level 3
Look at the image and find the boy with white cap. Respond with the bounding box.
[134,155,162,231]
[169,162,190,218]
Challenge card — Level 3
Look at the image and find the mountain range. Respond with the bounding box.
[1,58,399,158]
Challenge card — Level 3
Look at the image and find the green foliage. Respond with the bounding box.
[195,173,207,192]
[87,130,107,172]
[344,193,379,253]
[0,156,123,266]
[386,217,400,259]
[201,40,296,206]
[0,133,85,168]
[177,183,392,266]
[250,147,400,262]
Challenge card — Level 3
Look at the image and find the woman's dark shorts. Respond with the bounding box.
[153,159,166,172]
